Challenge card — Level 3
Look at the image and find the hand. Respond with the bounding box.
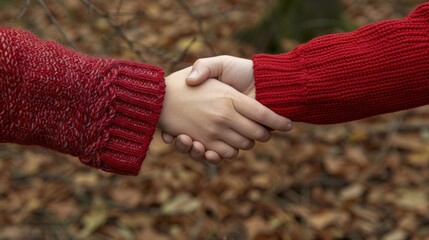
[158,66,292,163]
[186,55,255,95]
[161,56,293,163]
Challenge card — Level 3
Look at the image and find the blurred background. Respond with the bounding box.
[0,0,428,239]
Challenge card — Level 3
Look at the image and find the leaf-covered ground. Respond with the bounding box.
[0,0,428,239]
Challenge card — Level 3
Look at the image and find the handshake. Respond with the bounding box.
[158,56,292,164]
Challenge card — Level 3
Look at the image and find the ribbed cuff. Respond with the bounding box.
[79,61,165,175]
[253,52,309,122]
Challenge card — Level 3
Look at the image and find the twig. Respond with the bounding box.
[17,0,31,20]
[176,0,216,55]
[37,0,75,48]
[80,0,144,61]
[169,36,197,72]
[80,0,168,62]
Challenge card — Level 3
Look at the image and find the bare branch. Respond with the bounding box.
[37,0,75,47]
[176,0,216,55]
[169,36,197,72]
[79,0,168,62]
[17,0,31,20]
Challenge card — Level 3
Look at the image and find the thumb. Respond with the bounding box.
[185,57,224,86]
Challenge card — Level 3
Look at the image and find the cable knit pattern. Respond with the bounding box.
[253,3,429,124]
[0,27,165,175]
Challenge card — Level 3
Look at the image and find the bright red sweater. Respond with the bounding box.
[254,3,429,124]
[0,27,165,175]
[1,3,427,175]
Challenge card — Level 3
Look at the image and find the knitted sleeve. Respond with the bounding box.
[0,27,165,175]
[253,3,429,124]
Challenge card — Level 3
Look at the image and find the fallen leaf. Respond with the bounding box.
[138,228,169,240]
[47,199,78,220]
[79,198,108,238]
[161,193,200,215]
[244,217,270,239]
[109,186,143,208]
[251,174,272,190]
[382,230,408,240]
[20,151,51,175]
[395,188,428,210]
[407,146,429,166]
[308,211,346,230]
[73,172,99,188]
[391,134,426,151]
[340,184,366,202]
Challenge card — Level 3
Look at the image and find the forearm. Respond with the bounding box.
[253,3,429,124]
[0,27,165,175]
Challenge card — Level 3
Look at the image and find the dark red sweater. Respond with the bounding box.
[1,3,428,175]
[0,27,165,175]
[254,3,429,124]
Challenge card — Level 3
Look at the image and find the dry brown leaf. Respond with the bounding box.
[47,199,78,220]
[20,151,51,175]
[407,146,429,166]
[251,174,272,190]
[79,198,108,238]
[109,186,143,208]
[382,230,408,240]
[398,213,418,232]
[148,133,172,156]
[324,156,346,175]
[201,192,230,219]
[348,129,369,142]
[137,228,169,240]
[340,184,366,202]
[350,206,379,223]
[308,211,347,230]
[345,146,369,166]
[391,134,426,151]
[314,126,347,143]
[161,193,200,215]
[156,188,173,204]
[244,217,270,240]
[395,188,428,210]
[73,172,99,188]
[119,214,153,229]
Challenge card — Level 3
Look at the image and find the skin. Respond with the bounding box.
[161,56,293,163]
[159,65,292,163]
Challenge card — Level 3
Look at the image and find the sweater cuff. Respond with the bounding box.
[80,61,165,175]
[253,53,309,122]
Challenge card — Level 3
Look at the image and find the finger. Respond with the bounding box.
[205,150,223,165]
[186,57,225,86]
[174,135,194,153]
[161,132,175,144]
[207,141,239,160]
[189,141,206,161]
[233,94,293,131]
[229,114,272,142]
[220,129,255,150]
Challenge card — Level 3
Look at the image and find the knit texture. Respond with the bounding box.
[253,3,429,124]
[0,27,165,175]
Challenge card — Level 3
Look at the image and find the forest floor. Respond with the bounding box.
[0,0,428,239]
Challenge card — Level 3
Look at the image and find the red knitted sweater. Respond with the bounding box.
[254,3,429,124]
[1,3,428,175]
[0,27,165,175]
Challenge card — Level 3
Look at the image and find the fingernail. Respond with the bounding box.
[187,70,198,79]
[286,122,293,131]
